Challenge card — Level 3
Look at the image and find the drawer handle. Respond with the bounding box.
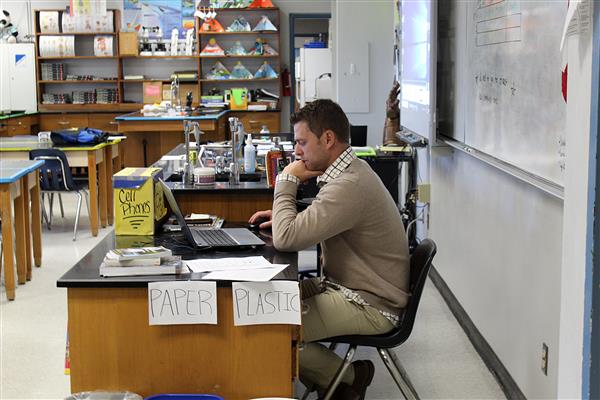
[58,121,70,125]
[109,121,119,125]
[249,120,260,124]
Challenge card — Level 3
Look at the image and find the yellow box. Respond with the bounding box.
[113,167,168,235]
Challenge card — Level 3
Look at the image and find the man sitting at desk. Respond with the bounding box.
[249,99,410,399]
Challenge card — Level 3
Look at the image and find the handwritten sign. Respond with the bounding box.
[148,281,217,325]
[232,281,301,326]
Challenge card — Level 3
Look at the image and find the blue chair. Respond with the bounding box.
[29,149,89,241]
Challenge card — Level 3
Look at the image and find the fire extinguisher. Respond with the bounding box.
[281,66,291,97]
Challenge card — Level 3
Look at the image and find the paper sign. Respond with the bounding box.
[148,281,217,325]
[232,281,301,326]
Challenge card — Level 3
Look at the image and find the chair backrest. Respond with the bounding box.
[29,148,76,191]
[350,125,368,146]
[395,238,437,343]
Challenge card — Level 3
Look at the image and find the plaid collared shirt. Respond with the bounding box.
[276,146,399,327]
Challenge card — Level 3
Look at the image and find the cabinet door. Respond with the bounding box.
[236,112,281,134]
[40,114,89,131]
[88,113,120,133]
[6,115,38,136]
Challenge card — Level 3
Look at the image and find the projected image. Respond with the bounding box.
[400,0,431,137]
[401,0,430,107]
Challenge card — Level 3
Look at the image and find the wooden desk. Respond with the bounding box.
[57,231,299,399]
[0,138,122,236]
[116,111,229,168]
[0,160,44,300]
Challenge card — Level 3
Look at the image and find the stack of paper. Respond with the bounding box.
[185,256,288,282]
[100,247,184,277]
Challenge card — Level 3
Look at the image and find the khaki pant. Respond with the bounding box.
[300,278,395,390]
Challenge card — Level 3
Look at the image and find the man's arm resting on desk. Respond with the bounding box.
[272,176,363,252]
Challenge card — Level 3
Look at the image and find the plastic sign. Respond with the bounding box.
[232,281,301,326]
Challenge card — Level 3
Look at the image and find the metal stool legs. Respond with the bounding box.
[377,348,419,400]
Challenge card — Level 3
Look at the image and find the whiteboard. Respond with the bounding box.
[461,1,567,186]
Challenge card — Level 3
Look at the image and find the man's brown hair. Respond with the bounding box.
[290,99,350,143]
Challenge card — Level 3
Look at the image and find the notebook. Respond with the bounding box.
[158,179,265,249]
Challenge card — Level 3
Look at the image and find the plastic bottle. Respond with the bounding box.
[244,134,256,173]
[260,125,270,135]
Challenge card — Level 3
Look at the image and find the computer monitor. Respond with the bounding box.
[350,125,367,146]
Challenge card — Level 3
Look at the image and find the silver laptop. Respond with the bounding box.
[158,179,265,249]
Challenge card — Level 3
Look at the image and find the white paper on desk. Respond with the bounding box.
[232,281,301,326]
[161,155,186,161]
[186,256,274,273]
[202,264,288,282]
[148,281,217,325]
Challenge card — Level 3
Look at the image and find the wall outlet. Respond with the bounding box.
[417,183,431,203]
[541,343,548,376]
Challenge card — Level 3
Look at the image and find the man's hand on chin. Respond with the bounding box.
[282,160,323,182]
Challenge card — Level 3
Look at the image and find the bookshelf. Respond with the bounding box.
[33,7,281,131]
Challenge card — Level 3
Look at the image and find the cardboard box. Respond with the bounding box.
[143,81,163,104]
[114,167,168,235]
[162,83,199,106]
[119,32,138,56]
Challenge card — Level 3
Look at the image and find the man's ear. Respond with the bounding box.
[322,129,336,148]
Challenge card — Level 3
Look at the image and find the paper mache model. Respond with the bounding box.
[0,10,18,43]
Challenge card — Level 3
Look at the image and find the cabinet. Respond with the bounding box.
[232,111,280,133]
[0,114,40,137]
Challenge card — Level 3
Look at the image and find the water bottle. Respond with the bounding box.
[244,134,256,173]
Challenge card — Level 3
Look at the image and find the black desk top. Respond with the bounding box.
[57,226,298,288]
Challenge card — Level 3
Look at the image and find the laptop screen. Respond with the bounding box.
[157,178,197,246]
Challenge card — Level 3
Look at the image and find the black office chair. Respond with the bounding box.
[30,149,89,241]
[303,238,437,400]
[350,125,368,147]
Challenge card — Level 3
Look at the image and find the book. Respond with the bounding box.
[100,256,184,277]
[108,246,172,261]
[103,253,162,267]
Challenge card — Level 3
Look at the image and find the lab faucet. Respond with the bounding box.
[183,120,202,185]
[170,76,181,111]
[228,117,244,185]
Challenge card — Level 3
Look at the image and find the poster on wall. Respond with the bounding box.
[123,0,193,38]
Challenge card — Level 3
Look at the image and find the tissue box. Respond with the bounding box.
[113,167,168,235]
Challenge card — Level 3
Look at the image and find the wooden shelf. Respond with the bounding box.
[199,54,279,58]
[211,7,279,11]
[39,80,118,84]
[199,31,278,35]
[121,55,198,59]
[38,103,141,112]
[199,78,279,83]
[38,56,118,59]
[121,79,172,83]
[36,32,116,36]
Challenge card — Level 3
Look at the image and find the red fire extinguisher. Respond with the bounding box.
[281,66,291,97]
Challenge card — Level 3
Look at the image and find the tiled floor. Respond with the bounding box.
[1,196,505,399]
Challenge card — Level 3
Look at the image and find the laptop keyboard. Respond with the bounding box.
[192,229,238,246]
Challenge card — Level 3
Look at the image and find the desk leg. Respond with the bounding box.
[14,189,27,285]
[87,153,99,236]
[0,186,16,300]
[98,157,107,228]
[21,175,33,281]
[105,146,114,226]
[31,170,42,267]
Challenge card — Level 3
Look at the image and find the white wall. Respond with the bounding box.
[557,24,594,399]
[277,0,331,132]
[332,0,394,147]
[431,5,595,400]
